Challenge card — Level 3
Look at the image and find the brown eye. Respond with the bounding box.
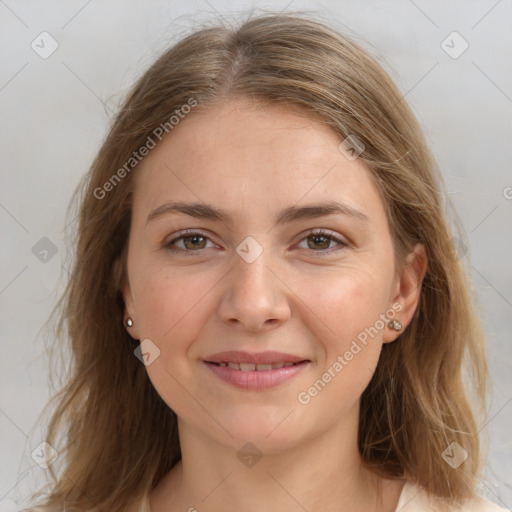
[165,231,215,254]
[296,229,348,255]
[307,234,332,250]
[181,234,208,250]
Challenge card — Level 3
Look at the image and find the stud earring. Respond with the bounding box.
[125,318,133,328]
[388,319,402,331]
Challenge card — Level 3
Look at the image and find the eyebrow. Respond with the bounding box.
[146,200,369,227]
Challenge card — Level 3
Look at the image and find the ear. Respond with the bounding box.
[383,243,427,343]
[113,256,140,340]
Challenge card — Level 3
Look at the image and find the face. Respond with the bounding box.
[122,98,421,453]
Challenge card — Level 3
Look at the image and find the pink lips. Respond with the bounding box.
[203,350,311,390]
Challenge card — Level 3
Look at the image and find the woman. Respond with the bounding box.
[24,13,507,512]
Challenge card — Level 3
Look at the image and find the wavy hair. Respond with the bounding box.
[24,12,488,512]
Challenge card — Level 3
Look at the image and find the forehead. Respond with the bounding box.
[131,98,386,228]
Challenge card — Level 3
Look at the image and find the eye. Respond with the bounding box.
[296,229,348,255]
[164,230,217,255]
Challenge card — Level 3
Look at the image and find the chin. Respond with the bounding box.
[209,409,311,453]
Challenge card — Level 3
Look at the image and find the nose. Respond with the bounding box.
[216,250,291,332]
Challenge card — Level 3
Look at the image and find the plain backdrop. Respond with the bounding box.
[1,1,511,510]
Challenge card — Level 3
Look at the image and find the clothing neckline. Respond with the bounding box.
[394,480,422,511]
[143,479,506,512]
[143,479,416,512]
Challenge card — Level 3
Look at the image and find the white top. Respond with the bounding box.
[395,481,510,511]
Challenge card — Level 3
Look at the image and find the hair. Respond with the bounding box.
[23,11,489,512]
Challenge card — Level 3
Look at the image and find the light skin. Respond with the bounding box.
[121,98,427,512]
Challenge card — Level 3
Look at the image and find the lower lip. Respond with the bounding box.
[203,361,310,390]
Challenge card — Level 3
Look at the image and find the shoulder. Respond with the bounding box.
[395,481,510,512]
[462,496,511,512]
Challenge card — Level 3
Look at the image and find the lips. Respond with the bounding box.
[204,350,309,368]
[214,361,300,371]
[203,351,311,389]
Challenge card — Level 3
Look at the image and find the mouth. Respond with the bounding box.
[203,360,310,390]
[202,351,311,389]
[206,361,307,371]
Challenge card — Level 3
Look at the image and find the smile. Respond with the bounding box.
[204,360,310,390]
[212,361,300,371]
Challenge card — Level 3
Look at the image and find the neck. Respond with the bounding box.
[150,408,402,512]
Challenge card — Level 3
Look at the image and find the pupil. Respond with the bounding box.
[310,235,329,249]
[186,235,205,249]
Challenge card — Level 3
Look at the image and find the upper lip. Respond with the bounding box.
[204,351,309,365]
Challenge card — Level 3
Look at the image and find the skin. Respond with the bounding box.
[122,97,427,512]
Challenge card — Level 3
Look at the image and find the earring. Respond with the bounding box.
[125,318,133,328]
[388,319,402,331]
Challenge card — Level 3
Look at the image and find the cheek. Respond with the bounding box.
[299,267,392,397]
[132,259,212,338]
[131,265,210,412]
[304,264,392,345]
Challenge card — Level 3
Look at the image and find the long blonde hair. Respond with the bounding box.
[24,12,488,512]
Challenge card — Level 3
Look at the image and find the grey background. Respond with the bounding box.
[0,0,510,510]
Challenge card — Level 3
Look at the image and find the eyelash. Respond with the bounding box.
[164,229,348,257]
